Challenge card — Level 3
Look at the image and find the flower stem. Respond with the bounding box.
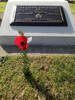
[22,50,30,76]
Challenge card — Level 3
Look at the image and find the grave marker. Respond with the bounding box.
[0,0,75,45]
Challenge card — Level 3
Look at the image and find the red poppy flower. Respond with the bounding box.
[14,36,28,50]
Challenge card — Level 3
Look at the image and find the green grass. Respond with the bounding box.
[0,2,75,14]
[69,3,75,14]
[0,55,75,100]
[0,2,7,13]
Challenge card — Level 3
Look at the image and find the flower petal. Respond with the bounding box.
[14,35,28,50]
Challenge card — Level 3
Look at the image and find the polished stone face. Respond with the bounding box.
[11,6,67,26]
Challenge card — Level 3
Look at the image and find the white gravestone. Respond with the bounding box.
[0,0,75,45]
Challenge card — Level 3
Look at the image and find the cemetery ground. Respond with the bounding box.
[0,55,75,100]
[0,2,75,100]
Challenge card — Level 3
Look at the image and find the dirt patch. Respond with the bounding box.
[73,14,75,20]
[0,13,3,20]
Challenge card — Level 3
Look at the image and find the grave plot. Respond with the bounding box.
[0,0,75,45]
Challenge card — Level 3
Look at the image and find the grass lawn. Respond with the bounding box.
[0,2,75,14]
[0,2,7,13]
[0,2,75,100]
[0,55,75,100]
[69,3,75,14]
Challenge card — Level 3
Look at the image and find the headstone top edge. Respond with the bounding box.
[8,0,67,3]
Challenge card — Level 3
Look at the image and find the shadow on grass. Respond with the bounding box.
[22,52,55,100]
[23,68,55,100]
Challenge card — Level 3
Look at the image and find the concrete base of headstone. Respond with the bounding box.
[0,36,75,45]
[0,0,75,45]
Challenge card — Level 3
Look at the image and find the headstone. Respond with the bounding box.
[0,0,75,45]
